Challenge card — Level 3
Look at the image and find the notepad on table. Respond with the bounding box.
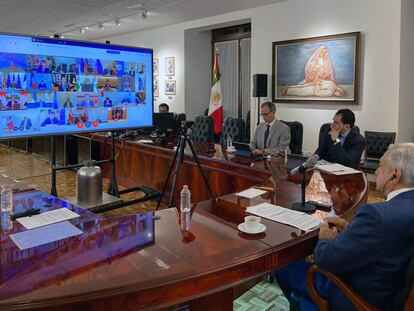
[16,208,80,230]
[236,188,267,198]
[246,202,321,231]
[315,163,361,175]
[10,221,83,251]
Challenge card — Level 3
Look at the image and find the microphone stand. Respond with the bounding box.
[291,170,316,212]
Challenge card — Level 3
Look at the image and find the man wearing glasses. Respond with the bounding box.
[250,102,290,156]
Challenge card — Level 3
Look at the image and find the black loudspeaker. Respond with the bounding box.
[253,74,267,97]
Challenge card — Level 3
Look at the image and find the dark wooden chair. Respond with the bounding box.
[307,254,414,311]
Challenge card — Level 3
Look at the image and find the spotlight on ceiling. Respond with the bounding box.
[79,27,85,35]
[141,10,148,19]
[115,18,121,26]
[98,23,104,30]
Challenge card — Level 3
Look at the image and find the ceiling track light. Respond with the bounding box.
[79,27,85,35]
[115,18,121,26]
[141,10,148,19]
[98,23,104,30]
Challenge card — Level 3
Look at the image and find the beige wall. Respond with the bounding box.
[105,0,408,150]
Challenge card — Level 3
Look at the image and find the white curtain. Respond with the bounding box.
[215,40,239,119]
[240,38,251,119]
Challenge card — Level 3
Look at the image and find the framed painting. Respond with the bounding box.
[154,79,159,97]
[164,80,176,95]
[165,57,175,76]
[272,32,360,104]
[153,58,159,76]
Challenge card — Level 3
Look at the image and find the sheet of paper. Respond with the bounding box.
[16,208,80,230]
[236,188,267,198]
[10,221,83,251]
[315,163,361,175]
[246,202,321,231]
[137,139,153,144]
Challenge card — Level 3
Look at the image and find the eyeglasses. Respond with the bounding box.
[260,111,274,117]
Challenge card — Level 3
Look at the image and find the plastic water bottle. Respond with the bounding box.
[285,146,291,165]
[180,185,191,212]
[1,184,13,212]
[226,136,233,150]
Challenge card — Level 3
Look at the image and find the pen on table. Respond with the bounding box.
[253,186,275,192]
[10,208,41,220]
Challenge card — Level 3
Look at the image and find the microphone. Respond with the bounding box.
[290,155,318,175]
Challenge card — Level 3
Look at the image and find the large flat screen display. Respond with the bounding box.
[0,33,153,140]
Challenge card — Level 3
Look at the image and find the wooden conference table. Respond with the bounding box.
[0,136,368,311]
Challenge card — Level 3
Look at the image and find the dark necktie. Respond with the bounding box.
[264,124,270,149]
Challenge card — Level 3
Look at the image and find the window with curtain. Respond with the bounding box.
[212,24,251,120]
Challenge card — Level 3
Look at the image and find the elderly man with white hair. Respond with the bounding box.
[275,143,414,311]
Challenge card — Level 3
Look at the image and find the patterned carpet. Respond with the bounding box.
[234,280,289,311]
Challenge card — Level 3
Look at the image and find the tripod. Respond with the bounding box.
[156,122,215,210]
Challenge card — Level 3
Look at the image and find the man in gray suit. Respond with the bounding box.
[250,102,291,156]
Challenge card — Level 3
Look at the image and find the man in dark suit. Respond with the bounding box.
[275,143,414,311]
[315,109,365,167]
[37,60,50,73]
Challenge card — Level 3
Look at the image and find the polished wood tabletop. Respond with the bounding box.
[0,137,368,310]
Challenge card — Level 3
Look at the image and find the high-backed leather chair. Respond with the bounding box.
[190,116,214,143]
[361,131,396,173]
[204,108,209,116]
[281,120,303,154]
[220,117,246,149]
[307,253,414,311]
[245,110,250,143]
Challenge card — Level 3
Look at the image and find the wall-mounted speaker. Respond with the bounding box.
[253,74,267,97]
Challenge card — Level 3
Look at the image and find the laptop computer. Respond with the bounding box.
[233,142,266,161]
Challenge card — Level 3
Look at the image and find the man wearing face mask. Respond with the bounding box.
[315,108,365,167]
[275,143,414,311]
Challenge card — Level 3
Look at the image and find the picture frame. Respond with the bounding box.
[272,32,360,104]
[154,79,159,97]
[165,56,175,76]
[153,58,159,76]
[164,80,176,95]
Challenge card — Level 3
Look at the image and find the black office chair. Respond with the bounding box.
[361,131,396,173]
[220,117,246,149]
[204,108,209,116]
[245,110,250,143]
[174,113,186,123]
[281,120,303,154]
[190,116,214,143]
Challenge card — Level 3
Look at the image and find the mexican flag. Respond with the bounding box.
[208,49,223,134]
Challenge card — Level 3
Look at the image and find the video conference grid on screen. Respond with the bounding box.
[0,33,153,139]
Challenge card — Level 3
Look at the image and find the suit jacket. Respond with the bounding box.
[315,126,365,167]
[314,190,414,310]
[250,119,291,155]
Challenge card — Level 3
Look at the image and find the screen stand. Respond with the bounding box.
[50,136,58,197]
[49,133,118,198]
[107,132,119,197]
[257,97,261,125]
